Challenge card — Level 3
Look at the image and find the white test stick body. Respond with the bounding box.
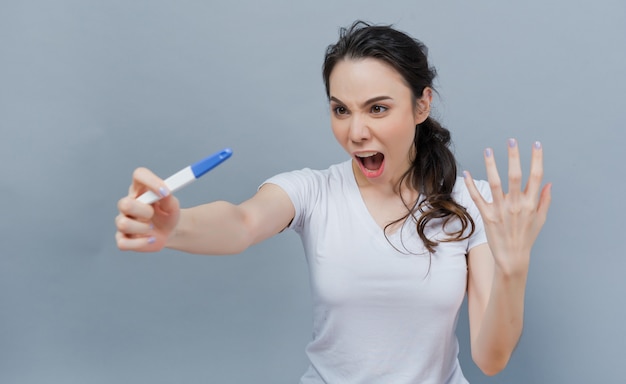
[136,148,232,205]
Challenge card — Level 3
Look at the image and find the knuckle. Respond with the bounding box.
[530,168,543,180]
[521,199,535,211]
[115,233,128,250]
[117,217,132,232]
[132,167,147,179]
[482,212,499,225]
[508,204,522,215]
[468,190,480,202]
[118,197,131,213]
[489,180,501,190]
[509,172,521,182]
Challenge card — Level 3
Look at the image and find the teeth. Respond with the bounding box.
[355,151,378,158]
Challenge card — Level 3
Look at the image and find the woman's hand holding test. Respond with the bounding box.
[115,168,181,252]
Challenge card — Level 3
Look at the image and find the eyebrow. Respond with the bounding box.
[330,95,393,108]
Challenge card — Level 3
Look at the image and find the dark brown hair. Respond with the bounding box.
[322,21,474,253]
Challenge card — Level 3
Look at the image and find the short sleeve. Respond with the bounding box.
[455,178,493,251]
[259,168,319,234]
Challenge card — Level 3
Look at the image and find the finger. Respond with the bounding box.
[116,231,156,251]
[536,183,552,222]
[117,196,154,221]
[507,138,522,196]
[115,214,154,236]
[463,170,489,212]
[484,147,504,204]
[525,141,544,200]
[129,167,170,200]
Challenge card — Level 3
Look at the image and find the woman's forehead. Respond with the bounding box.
[328,58,412,102]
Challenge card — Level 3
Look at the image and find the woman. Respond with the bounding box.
[115,21,551,383]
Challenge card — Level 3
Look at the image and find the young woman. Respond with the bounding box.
[115,21,551,383]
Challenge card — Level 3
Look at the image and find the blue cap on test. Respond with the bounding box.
[190,148,233,178]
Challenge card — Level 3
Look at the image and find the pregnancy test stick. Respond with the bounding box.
[136,148,233,204]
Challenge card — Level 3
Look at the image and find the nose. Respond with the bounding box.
[348,114,371,143]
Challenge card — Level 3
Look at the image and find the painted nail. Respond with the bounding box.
[147,236,156,244]
[534,141,542,150]
[159,187,169,197]
[463,170,469,179]
[508,138,517,148]
[149,223,154,230]
[485,148,492,157]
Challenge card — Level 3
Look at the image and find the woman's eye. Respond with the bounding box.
[333,106,348,115]
[371,105,388,114]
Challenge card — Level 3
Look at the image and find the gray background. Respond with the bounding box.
[1,0,624,383]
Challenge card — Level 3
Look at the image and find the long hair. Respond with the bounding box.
[322,21,474,253]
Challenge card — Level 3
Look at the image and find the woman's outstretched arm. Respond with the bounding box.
[167,184,295,255]
[115,166,294,255]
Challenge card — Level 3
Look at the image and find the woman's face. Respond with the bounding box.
[328,58,431,189]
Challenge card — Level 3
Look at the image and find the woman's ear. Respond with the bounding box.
[414,87,433,124]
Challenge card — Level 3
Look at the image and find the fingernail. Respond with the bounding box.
[508,138,517,148]
[149,223,154,230]
[484,148,492,157]
[534,141,542,150]
[147,236,156,244]
[463,170,469,179]
[159,187,169,197]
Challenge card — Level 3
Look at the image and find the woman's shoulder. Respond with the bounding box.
[261,160,353,195]
[269,159,352,183]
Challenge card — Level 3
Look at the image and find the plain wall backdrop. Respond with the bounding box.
[1,0,625,383]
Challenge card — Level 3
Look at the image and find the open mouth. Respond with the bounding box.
[355,151,385,178]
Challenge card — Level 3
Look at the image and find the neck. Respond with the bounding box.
[351,160,418,201]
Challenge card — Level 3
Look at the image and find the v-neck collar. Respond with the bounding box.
[342,160,411,245]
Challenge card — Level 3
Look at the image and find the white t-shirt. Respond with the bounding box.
[263,160,491,384]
